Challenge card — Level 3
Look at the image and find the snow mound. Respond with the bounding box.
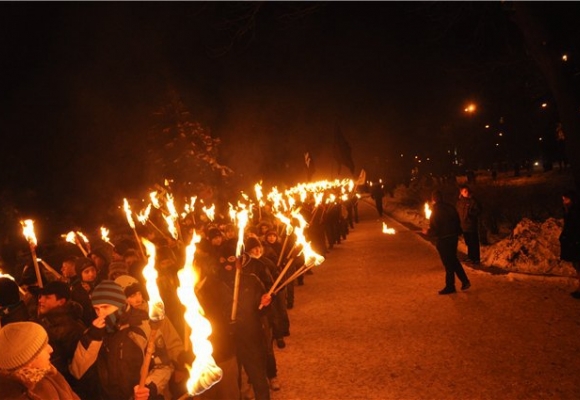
[482,218,576,277]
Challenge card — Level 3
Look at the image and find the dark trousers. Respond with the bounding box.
[463,231,480,262]
[436,236,469,289]
[236,329,270,400]
[375,198,383,217]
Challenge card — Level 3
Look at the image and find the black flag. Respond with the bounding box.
[333,126,355,175]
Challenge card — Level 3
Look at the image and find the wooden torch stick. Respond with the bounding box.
[138,323,161,388]
[259,255,297,310]
[38,259,64,281]
[29,244,43,288]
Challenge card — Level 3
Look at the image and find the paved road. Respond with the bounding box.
[270,199,580,400]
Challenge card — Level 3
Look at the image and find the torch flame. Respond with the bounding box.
[164,194,180,240]
[21,219,37,246]
[64,231,77,245]
[137,204,152,225]
[149,191,161,209]
[235,206,249,257]
[291,210,325,267]
[101,227,111,244]
[76,231,90,246]
[123,198,136,229]
[202,204,216,222]
[424,202,432,220]
[382,222,396,235]
[140,238,164,322]
[177,232,223,396]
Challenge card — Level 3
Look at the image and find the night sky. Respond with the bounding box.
[1,2,578,226]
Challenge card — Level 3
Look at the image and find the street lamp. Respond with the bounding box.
[464,103,477,114]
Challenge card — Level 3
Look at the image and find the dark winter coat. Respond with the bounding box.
[0,301,30,327]
[560,203,580,262]
[456,195,482,233]
[34,301,86,383]
[427,201,462,240]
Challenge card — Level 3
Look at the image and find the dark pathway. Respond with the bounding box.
[271,199,580,400]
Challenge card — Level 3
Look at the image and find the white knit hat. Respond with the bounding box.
[0,321,48,372]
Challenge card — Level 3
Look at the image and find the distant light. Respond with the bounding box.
[485,125,490,129]
[541,103,548,108]
[414,155,418,159]
[464,103,476,113]
[400,153,404,158]
[539,137,543,141]
[562,54,568,62]
[534,161,539,166]
[495,143,500,147]
[498,132,503,137]
[426,157,430,161]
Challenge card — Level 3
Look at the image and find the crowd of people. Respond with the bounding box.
[2,180,578,399]
[0,190,361,400]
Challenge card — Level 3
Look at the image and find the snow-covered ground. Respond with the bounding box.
[381,193,577,278]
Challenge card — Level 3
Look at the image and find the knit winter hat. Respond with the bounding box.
[0,322,48,372]
[39,281,71,301]
[114,275,143,298]
[244,236,262,252]
[107,261,129,280]
[0,277,20,307]
[91,280,126,309]
[75,257,96,277]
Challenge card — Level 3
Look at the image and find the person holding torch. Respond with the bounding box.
[70,280,174,400]
[423,190,471,295]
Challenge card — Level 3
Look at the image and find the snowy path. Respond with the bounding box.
[271,200,580,400]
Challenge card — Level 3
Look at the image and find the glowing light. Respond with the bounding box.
[21,219,37,246]
[464,103,477,113]
[177,232,223,395]
[123,198,136,229]
[424,203,432,220]
[141,238,164,322]
[382,222,395,235]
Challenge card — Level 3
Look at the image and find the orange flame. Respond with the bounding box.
[21,219,37,246]
[424,202,432,220]
[76,231,90,246]
[64,231,77,245]
[177,232,223,396]
[123,198,136,229]
[137,204,152,225]
[382,222,396,235]
[290,210,325,267]
[100,227,112,244]
[164,194,179,240]
[140,238,164,322]
[235,206,249,257]
[149,191,161,209]
[202,204,216,222]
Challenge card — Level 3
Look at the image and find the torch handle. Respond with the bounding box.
[276,235,289,267]
[30,245,43,288]
[75,238,88,257]
[230,257,242,321]
[273,263,314,296]
[139,327,158,388]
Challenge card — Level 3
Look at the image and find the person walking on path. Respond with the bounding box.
[456,184,482,264]
[371,182,384,218]
[425,190,471,295]
[559,190,580,298]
